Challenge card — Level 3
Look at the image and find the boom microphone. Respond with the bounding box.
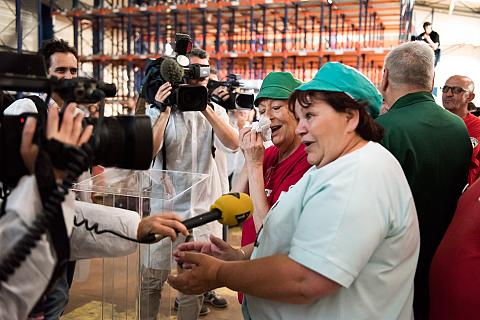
[160,57,184,84]
[140,192,253,243]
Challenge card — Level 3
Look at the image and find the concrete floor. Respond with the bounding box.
[62,227,243,320]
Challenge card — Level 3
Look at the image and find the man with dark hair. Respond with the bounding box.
[142,47,238,319]
[418,22,441,66]
[38,39,79,109]
[39,39,78,71]
[25,38,81,320]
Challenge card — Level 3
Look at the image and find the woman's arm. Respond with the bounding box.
[168,253,340,304]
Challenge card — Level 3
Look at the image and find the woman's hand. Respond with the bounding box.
[239,127,265,167]
[168,252,224,295]
[173,235,245,268]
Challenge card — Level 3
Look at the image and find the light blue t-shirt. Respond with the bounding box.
[244,142,419,320]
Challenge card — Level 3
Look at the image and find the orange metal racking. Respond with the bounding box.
[52,0,414,101]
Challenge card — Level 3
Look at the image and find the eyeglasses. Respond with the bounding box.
[442,86,468,94]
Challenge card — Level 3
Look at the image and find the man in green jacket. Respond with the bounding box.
[376,41,471,320]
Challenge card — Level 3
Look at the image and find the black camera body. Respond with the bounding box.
[141,33,209,112]
[0,52,153,188]
[54,77,117,104]
[208,74,254,110]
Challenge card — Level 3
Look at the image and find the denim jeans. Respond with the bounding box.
[140,267,203,320]
[44,261,76,320]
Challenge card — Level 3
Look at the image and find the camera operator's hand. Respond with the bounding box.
[212,86,230,102]
[20,117,40,175]
[239,126,265,167]
[137,212,188,242]
[20,103,93,179]
[46,103,93,146]
[155,82,173,108]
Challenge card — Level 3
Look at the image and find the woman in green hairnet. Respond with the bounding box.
[233,72,311,243]
[169,63,420,320]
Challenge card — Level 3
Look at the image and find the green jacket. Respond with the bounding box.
[376,91,471,312]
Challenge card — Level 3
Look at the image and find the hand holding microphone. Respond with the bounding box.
[139,192,253,244]
[137,212,189,243]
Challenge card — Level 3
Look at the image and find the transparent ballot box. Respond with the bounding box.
[67,168,208,320]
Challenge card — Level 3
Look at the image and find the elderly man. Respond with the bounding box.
[376,41,471,320]
[442,76,479,184]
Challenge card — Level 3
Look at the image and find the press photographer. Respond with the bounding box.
[141,41,239,319]
[141,33,210,113]
[208,73,255,111]
[0,102,189,320]
[1,39,160,319]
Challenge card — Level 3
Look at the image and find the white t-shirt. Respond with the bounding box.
[144,104,233,269]
[244,142,419,320]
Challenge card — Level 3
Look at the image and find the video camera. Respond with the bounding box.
[141,33,209,112]
[208,74,254,110]
[0,52,153,188]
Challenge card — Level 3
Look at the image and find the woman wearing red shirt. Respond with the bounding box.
[233,72,311,257]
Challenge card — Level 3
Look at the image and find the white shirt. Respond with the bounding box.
[0,175,139,320]
[144,104,235,269]
[245,142,419,320]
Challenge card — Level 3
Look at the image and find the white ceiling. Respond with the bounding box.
[415,0,480,16]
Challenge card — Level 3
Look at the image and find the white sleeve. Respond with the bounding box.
[212,103,239,153]
[146,105,162,126]
[70,201,140,260]
[0,176,57,320]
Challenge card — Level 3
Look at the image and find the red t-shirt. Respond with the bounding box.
[429,178,480,319]
[463,113,480,185]
[240,144,311,247]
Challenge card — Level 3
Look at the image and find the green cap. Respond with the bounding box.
[255,72,302,106]
[296,62,382,118]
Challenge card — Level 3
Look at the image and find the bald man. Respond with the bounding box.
[442,75,479,185]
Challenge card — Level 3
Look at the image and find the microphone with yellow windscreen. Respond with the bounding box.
[141,192,253,243]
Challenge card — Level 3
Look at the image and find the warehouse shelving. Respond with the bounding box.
[48,0,414,102]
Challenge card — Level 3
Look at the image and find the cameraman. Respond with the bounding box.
[143,48,238,320]
[38,39,78,110]
[0,105,188,320]
[34,38,83,320]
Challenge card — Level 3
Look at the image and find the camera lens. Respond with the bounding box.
[175,85,208,112]
[235,93,254,110]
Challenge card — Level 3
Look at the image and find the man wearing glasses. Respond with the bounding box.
[443,76,479,184]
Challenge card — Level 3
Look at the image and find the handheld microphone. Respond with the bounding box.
[140,192,253,243]
[160,57,184,84]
